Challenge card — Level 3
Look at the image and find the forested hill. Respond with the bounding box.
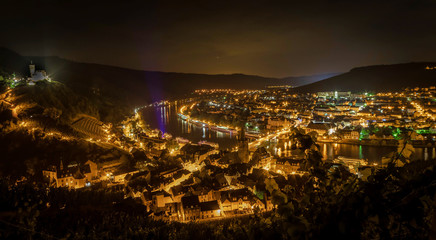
[293,62,436,93]
[3,47,435,105]
[0,47,328,107]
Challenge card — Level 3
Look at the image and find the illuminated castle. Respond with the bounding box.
[28,61,48,83]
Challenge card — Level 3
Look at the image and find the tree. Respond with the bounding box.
[307,131,318,141]
[359,128,370,140]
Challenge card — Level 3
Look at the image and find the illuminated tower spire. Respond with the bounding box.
[29,60,35,77]
[237,121,249,163]
[239,125,247,141]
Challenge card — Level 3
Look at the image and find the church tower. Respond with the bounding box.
[237,126,249,163]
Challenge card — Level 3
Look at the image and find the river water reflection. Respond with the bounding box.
[140,104,238,149]
[141,105,435,163]
[318,143,435,163]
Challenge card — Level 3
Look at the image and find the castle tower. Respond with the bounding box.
[237,126,249,163]
[29,61,35,77]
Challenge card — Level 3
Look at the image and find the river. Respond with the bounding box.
[140,104,435,163]
[140,103,238,149]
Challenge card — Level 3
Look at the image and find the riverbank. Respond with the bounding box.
[317,138,435,148]
[178,113,240,135]
[139,105,435,161]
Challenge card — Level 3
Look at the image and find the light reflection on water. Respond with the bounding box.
[273,139,435,164]
[143,105,238,149]
[142,105,435,161]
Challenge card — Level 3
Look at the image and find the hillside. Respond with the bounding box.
[30,56,278,105]
[12,81,100,122]
[0,47,29,75]
[38,58,337,103]
[294,62,436,93]
[3,47,435,104]
[0,47,333,107]
[280,72,340,87]
[0,81,134,179]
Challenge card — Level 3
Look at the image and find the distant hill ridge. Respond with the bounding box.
[0,47,335,105]
[293,62,436,93]
[1,47,435,104]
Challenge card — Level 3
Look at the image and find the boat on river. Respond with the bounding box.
[210,126,237,134]
[176,137,191,144]
[333,156,368,174]
[190,120,207,127]
[333,156,368,166]
[198,140,219,149]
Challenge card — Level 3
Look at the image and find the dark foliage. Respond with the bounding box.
[0,132,435,239]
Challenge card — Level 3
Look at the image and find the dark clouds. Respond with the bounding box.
[1,0,435,77]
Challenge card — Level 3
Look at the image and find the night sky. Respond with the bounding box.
[1,0,436,77]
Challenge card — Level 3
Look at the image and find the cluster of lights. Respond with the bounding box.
[411,101,435,121]
[194,89,262,95]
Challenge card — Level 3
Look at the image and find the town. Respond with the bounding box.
[2,1,436,238]
[12,74,429,222]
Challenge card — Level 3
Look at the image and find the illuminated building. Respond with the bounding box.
[27,61,49,84]
[237,127,250,163]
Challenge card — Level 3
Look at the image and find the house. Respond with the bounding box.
[236,175,256,190]
[219,188,263,213]
[98,158,124,176]
[141,191,153,211]
[213,173,230,189]
[44,160,99,189]
[198,189,216,202]
[249,147,271,167]
[113,169,139,183]
[274,158,303,174]
[200,200,222,219]
[357,109,372,117]
[152,190,173,209]
[56,167,86,189]
[83,160,98,181]
[317,91,351,99]
[337,129,360,140]
[180,144,215,161]
[266,117,290,130]
[172,169,191,181]
[42,166,57,186]
[305,122,334,136]
[170,185,189,203]
[159,167,182,179]
[181,195,201,221]
[165,202,181,221]
[264,192,274,211]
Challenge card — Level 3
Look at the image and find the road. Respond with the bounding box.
[248,128,291,150]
